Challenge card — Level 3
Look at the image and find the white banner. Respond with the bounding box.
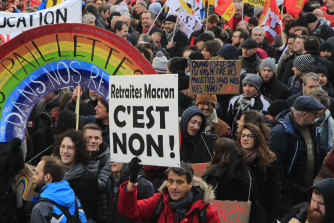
[109,75,180,167]
[0,0,82,44]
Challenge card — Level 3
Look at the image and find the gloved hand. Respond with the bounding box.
[129,157,142,183]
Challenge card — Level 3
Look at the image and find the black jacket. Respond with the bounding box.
[242,53,262,74]
[260,76,291,101]
[166,29,188,58]
[277,53,296,84]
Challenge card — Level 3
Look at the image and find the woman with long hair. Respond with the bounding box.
[238,123,280,223]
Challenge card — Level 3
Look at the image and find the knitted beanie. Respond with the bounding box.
[258,57,277,75]
[195,94,217,107]
[242,73,262,91]
[152,51,168,74]
[149,2,161,16]
[293,54,315,73]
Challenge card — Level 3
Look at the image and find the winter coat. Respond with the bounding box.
[310,54,334,85]
[65,97,98,116]
[311,17,334,42]
[107,165,154,223]
[315,109,334,151]
[323,82,334,98]
[166,29,188,58]
[179,106,215,163]
[118,177,220,223]
[246,158,280,223]
[88,143,112,223]
[241,53,262,74]
[227,93,271,134]
[201,161,265,223]
[277,53,296,84]
[179,92,195,117]
[30,180,87,223]
[260,76,291,101]
[287,75,302,96]
[259,39,276,60]
[269,111,324,214]
[65,162,99,221]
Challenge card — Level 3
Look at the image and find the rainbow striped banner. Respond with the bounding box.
[0,23,156,142]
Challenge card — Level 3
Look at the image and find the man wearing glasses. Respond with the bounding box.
[270,96,325,217]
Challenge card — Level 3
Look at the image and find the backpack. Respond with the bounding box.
[152,195,207,223]
[37,197,82,223]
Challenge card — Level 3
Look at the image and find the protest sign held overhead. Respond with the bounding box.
[109,75,180,167]
[0,0,82,44]
[190,60,241,95]
[0,24,155,142]
[210,200,251,223]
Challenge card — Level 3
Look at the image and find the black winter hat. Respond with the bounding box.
[267,99,290,117]
[168,57,188,73]
[248,16,259,26]
[305,13,318,24]
[313,65,328,77]
[178,71,190,91]
[217,44,239,60]
[320,42,333,52]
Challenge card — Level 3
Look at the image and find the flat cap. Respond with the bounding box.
[241,38,257,48]
[293,96,324,111]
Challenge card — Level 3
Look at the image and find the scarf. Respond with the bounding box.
[246,151,259,165]
[169,188,194,223]
[64,162,86,180]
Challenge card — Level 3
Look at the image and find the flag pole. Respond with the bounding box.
[148,2,167,34]
[171,4,181,43]
[280,6,285,46]
[75,85,81,130]
[241,3,244,20]
[206,0,210,31]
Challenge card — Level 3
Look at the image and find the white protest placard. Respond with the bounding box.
[109,74,180,167]
[0,0,82,44]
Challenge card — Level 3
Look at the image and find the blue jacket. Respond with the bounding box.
[269,111,324,193]
[31,180,87,223]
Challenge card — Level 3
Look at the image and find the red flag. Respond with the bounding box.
[258,0,282,45]
[283,0,308,18]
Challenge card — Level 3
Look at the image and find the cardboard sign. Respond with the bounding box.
[0,0,82,44]
[15,164,37,201]
[0,23,155,142]
[210,200,251,223]
[191,163,210,178]
[109,75,180,167]
[190,60,241,95]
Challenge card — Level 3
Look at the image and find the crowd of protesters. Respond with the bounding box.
[2,0,334,222]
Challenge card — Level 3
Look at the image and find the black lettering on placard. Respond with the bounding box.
[56,8,67,23]
[114,105,126,127]
[13,52,36,75]
[146,106,154,129]
[44,11,54,25]
[112,57,133,75]
[16,17,26,27]
[104,45,119,69]
[86,38,101,61]
[133,106,144,128]
[32,40,55,62]
[147,135,163,157]
[0,58,19,80]
[156,106,168,129]
[73,35,85,58]
[129,133,145,156]
[113,132,127,154]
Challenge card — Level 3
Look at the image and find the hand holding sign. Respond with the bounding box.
[129,157,142,183]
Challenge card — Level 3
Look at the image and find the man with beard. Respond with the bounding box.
[319,41,334,63]
[284,178,334,223]
[31,156,87,223]
[270,96,324,217]
[196,94,230,138]
[164,15,188,57]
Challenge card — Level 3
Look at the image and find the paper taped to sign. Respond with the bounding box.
[109,74,180,167]
[191,163,210,178]
[190,60,241,95]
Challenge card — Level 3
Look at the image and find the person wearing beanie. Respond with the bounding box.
[115,2,129,15]
[167,57,188,74]
[133,0,147,21]
[227,73,271,134]
[148,2,161,17]
[247,16,258,30]
[283,178,334,223]
[179,106,215,163]
[241,38,262,74]
[258,57,291,101]
[270,95,324,217]
[195,94,230,138]
[288,54,316,95]
[304,12,334,41]
[152,51,168,74]
[313,66,334,97]
[319,41,334,62]
[195,32,214,51]
[164,14,188,57]
[217,44,239,60]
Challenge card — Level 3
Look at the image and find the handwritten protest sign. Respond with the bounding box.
[0,24,155,142]
[210,200,251,223]
[109,75,180,167]
[191,163,210,178]
[190,60,241,95]
[0,0,82,44]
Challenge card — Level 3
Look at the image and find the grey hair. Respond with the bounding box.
[252,26,265,33]
[82,14,96,24]
[303,72,319,84]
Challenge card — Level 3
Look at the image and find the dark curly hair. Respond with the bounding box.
[53,129,89,166]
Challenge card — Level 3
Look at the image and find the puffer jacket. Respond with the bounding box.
[118,177,220,223]
[311,17,334,42]
[88,143,112,223]
[31,180,87,223]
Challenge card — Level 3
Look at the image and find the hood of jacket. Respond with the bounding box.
[39,180,76,208]
[158,176,215,204]
[179,106,206,140]
[310,178,334,221]
[90,142,109,160]
[313,17,328,36]
[64,162,86,181]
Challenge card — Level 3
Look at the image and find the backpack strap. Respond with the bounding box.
[152,195,164,223]
[37,197,80,221]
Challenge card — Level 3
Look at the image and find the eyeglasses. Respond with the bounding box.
[241,134,254,139]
